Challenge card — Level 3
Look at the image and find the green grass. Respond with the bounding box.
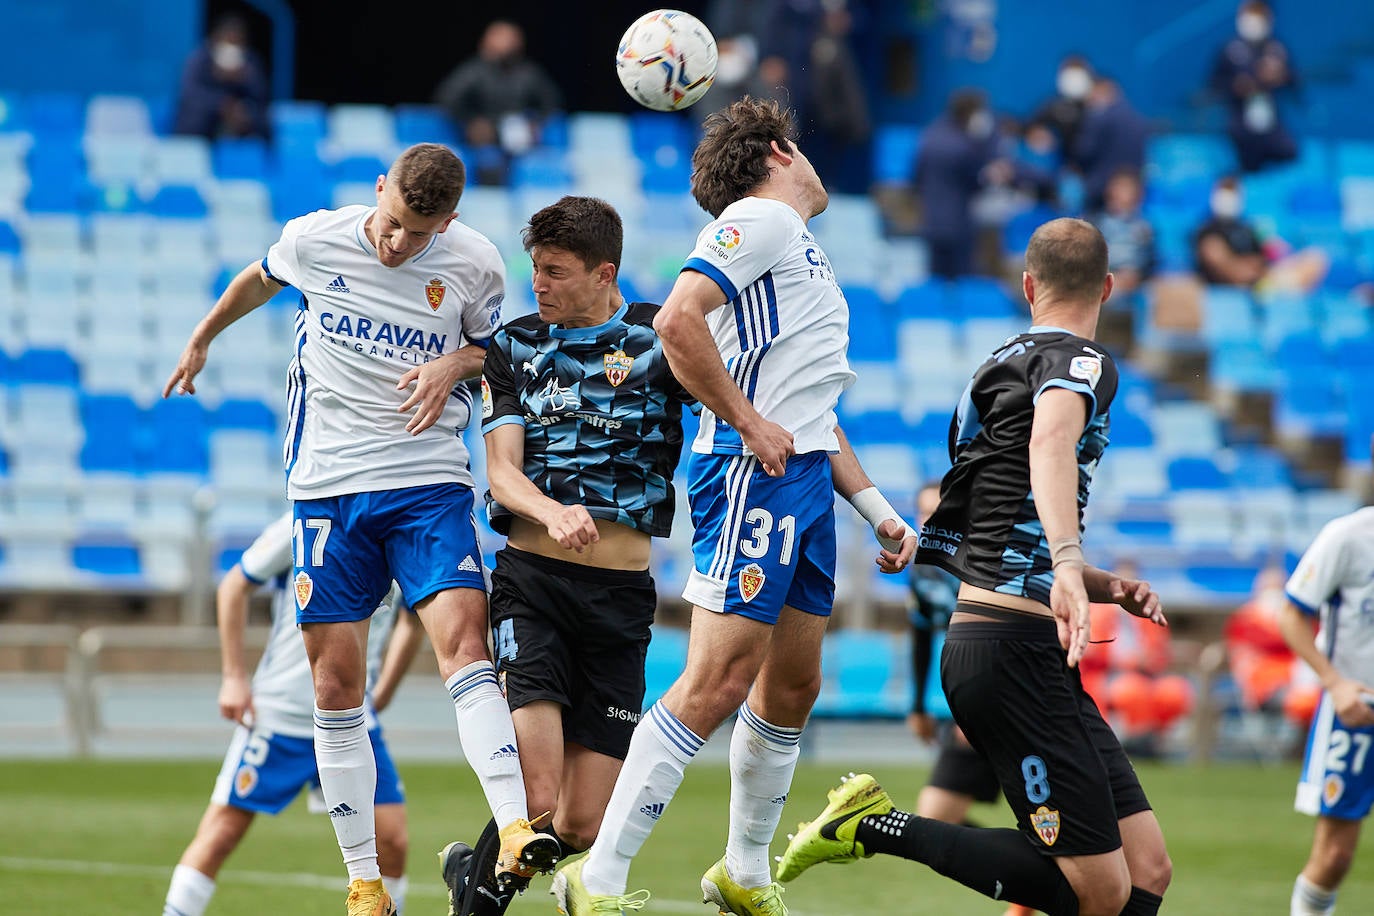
[0,758,1361,914]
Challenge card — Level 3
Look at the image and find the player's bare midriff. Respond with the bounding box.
[949,582,1054,625]
[506,516,652,571]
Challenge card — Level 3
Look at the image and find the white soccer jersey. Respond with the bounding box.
[264,205,505,499]
[1286,506,1374,680]
[240,513,400,738]
[682,196,855,456]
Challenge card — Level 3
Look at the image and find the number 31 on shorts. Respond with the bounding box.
[739,509,796,564]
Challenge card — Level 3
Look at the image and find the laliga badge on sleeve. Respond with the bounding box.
[1069,356,1102,389]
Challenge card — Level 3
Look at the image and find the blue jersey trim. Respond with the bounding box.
[1033,378,1099,419]
[261,255,283,284]
[239,563,267,585]
[409,234,439,263]
[1286,590,1320,617]
[480,415,525,435]
[467,335,492,349]
[683,258,738,302]
[285,304,310,481]
[1029,324,1073,334]
[550,302,630,340]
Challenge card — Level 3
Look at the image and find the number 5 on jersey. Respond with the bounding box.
[292,518,332,610]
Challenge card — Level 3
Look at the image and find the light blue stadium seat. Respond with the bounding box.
[324,103,397,158]
[1210,339,1277,392]
[148,136,212,187]
[85,94,152,138]
[1145,134,1235,181]
[509,149,573,189]
[568,112,633,163]
[1170,492,1236,547]
[327,153,389,186]
[642,626,689,709]
[819,629,903,718]
[1152,402,1222,457]
[1336,140,1374,179]
[1201,286,1256,346]
[1228,445,1292,491]
[270,100,327,144]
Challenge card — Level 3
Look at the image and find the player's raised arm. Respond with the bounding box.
[654,270,794,476]
[215,563,258,726]
[829,425,916,570]
[395,342,487,435]
[163,261,283,398]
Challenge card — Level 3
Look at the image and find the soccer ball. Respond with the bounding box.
[616,9,718,112]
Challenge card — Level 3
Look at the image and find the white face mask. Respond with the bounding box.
[1057,67,1093,101]
[212,41,246,71]
[967,109,994,139]
[1237,12,1271,42]
[716,47,752,85]
[1211,188,1243,219]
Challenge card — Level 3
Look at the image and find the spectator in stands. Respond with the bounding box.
[173,14,269,141]
[1089,168,1156,298]
[433,20,561,185]
[912,88,1010,279]
[803,1,872,195]
[1225,566,1320,728]
[1211,1,1299,173]
[1027,55,1095,174]
[1080,560,1194,758]
[1075,77,1150,213]
[1193,175,1329,292]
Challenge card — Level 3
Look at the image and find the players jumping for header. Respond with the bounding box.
[438,195,692,915]
[779,219,1173,916]
[164,143,556,916]
[552,97,917,916]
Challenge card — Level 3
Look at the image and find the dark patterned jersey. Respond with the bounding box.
[915,327,1118,606]
[480,301,692,538]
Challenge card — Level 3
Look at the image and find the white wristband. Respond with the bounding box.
[851,486,911,551]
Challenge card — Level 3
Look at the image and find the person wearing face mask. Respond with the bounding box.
[173,14,270,140]
[1193,175,1329,291]
[1210,1,1299,173]
[912,88,1008,279]
[1028,56,1095,174]
[1074,78,1150,215]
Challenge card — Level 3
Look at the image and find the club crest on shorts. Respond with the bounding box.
[1324,774,1345,806]
[739,563,766,602]
[294,571,313,609]
[425,277,446,310]
[604,349,634,387]
[1030,805,1060,846]
[235,763,258,796]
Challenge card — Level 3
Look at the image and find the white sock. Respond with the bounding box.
[383,874,407,914]
[446,661,527,828]
[1292,874,1337,915]
[314,705,379,882]
[582,702,704,896]
[163,864,215,916]
[726,703,802,887]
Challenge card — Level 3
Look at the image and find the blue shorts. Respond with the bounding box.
[1295,692,1374,820]
[293,482,485,624]
[210,724,404,814]
[682,451,836,625]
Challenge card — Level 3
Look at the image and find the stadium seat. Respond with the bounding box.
[11,349,79,386]
[85,94,153,138]
[147,184,208,219]
[394,104,460,148]
[212,137,269,181]
[819,629,903,718]
[950,276,1016,320]
[23,91,87,141]
[509,149,574,189]
[1201,286,1256,346]
[642,625,689,708]
[147,136,212,187]
[872,124,920,185]
[323,103,397,159]
[327,154,389,186]
[79,394,141,472]
[1167,455,1229,490]
[72,536,142,578]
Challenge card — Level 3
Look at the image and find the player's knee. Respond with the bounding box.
[376,831,409,874]
[1312,842,1356,884]
[1071,871,1130,916]
[554,820,596,854]
[1136,848,1173,896]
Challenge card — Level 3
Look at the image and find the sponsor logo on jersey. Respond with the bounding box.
[1324,774,1345,806]
[294,571,313,609]
[326,275,350,293]
[481,376,493,419]
[1069,355,1103,389]
[607,705,642,723]
[604,349,635,387]
[485,293,504,328]
[235,764,258,797]
[739,563,766,602]
[426,277,446,310]
[1029,806,1060,846]
[318,311,448,355]
[538,376,579,412]
[706,225,742,260]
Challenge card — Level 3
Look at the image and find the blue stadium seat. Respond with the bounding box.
[819,629,903,718]
[11,349,79,386]
[1003,204,1060,256]
[147,184,208,218]
[394,104,460,148]
[79,394,141,472]
[872,124,920,185]
[268,172,331,224]
[1276,374,1344,438]
[212,138,269,181]
[0,220,20,256]
[894,281,950,321]
[1186,563,1261,599]
[642,626,689,708]
[23,91,86,141]
[1167,456,1229,490]
[213,398,278,433]
[1274,330,1328,373]
[328,154,389,185]
[629,112,692,165]
[844,285,895,360]
[509,150,574,189]
[1228,445,1292,491]
[1109,405,1154,448]
[270,99,326,143]
[72,538,141,578]
[1201,286,1256,346]
[144,398,209,474]
[951,276,1016,320]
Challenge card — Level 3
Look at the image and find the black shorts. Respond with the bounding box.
[489,546,656,760]
[928,724,1001,804]
[940,604,1151,857]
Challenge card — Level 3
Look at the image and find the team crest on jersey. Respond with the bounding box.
[425,277,446,310]
[739,563,766,602]
[1324,774,1345,806]
[604,349,635,387]
[295,571,313,609]
[1029,806,1060,846]
[235,764,258,797]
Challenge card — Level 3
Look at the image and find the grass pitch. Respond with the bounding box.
[0,757,1361,914]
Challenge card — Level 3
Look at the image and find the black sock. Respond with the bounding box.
[546,824,584,859]
[857,810,1080,916]
[461,819,523,916]
[1119,886,1163,915]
